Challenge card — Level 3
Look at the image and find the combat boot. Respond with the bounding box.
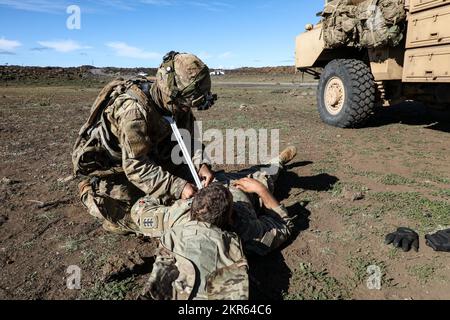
[102,220,132,236]
[279,146,297,166]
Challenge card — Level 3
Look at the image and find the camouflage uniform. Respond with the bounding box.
[132,162,295,256]
[140,162,292,300]
[143,221,249,300]
[76,53,211,232]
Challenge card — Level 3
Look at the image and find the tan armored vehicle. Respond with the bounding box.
[296,0,450,127]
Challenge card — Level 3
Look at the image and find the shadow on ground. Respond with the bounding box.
[248,202,311,300]
[366,101,450,132]
[249,162,338,300]
[275,168,340,201]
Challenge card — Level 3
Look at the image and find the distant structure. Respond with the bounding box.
[138,71,148,77]
[210,69,225,76]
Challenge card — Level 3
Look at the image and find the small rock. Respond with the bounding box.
[239,104,248,110]
[343,189,365,201]
[0,215,8,227]
[1,178,12,185]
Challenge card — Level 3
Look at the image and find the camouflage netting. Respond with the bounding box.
[322,0,407,49]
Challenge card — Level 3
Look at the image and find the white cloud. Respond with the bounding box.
[0,0,66,13]
[0,37,22,52]
[37,40,91,53]
[140,0,175,5]
[107,42,161,60]
[218,51,233,59]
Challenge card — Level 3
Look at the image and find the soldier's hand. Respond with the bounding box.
[234,178,280,209]
[198,164,214,187]
[181,183,197,200]
[233,178,267,195]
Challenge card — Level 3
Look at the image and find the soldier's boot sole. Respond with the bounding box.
[279,146,297,166]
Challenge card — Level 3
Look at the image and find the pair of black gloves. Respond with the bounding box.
[385,227,450,253]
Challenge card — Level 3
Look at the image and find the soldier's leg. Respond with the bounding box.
[215,146,297,193]
[78,175,143,234]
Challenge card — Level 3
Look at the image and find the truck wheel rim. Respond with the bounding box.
[324,77,345,115]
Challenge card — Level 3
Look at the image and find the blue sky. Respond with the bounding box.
[0,0,322,68]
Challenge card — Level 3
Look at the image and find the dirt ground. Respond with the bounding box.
[0,77,449,300]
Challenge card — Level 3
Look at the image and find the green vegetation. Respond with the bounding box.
[413,171,450,185]
[284,263,348,300]
[60,236,88,253]
[408,265,436,285]
[370,192,450,232]
[82,277,137,300]
[380,174,416,186]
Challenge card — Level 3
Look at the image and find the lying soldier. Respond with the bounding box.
[141,145,298,300]
[132,146,297,256]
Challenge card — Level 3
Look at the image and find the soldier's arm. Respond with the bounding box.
[131,197,191,236]
[119,102,188,199]
[233,178,294,256]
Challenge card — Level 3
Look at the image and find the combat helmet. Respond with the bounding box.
[151,51,217,113]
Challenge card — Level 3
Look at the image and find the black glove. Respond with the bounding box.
[385,227,419,252]
[425,229,450,252]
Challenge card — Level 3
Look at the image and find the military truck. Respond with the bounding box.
[296,0,450,127]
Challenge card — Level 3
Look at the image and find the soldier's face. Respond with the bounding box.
[175,91,217,113]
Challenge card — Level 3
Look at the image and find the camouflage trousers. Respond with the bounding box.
[79,164,194,233]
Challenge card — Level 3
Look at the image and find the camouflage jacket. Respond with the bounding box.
[158,221,249,300]
[132,184,294,256]
[103,91,205,200]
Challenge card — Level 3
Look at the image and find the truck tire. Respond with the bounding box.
[317,59,376,128]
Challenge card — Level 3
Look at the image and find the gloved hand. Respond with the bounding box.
[385,227,419,252]
[425,229,450,252]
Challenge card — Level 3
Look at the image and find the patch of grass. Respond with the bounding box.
[351,170,382,180]
[36,212,56,222]
[60,236,88,253]
[432,189,450,199]
[329,181,368,198]
[311,153,339,175]
[284,263,348,300]
[22,239,36,249]
[387,247,400,260]
[408,265,436,285]
[81,277,136,300]
[99,233,121,250]
[346,255,391,288]
[39,97,51,107]
[380,174,416,186]
[413,171,450,185]
[80,249,96,266]
[370,192,450,232]
[330,181,344,197]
